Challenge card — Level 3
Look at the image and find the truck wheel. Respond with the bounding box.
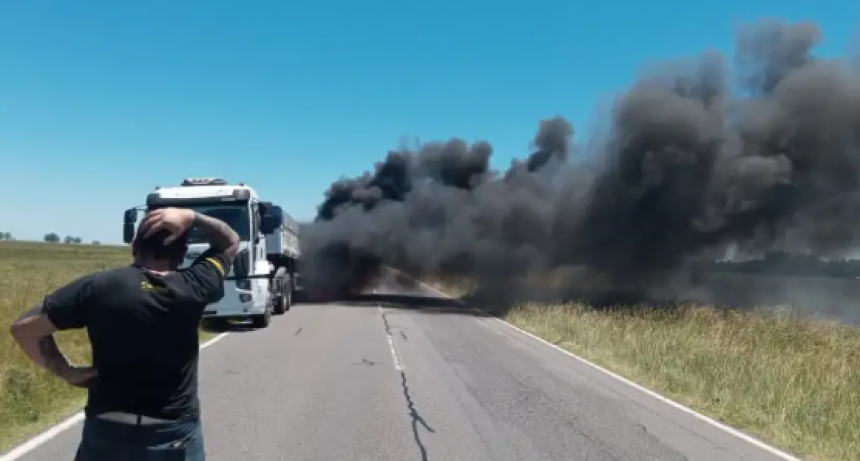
[272,274,289,315]
[251,306,272,328]
[283,277,293,312]
[272,287,286,315]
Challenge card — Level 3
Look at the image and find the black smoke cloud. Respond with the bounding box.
[301,19,860,295]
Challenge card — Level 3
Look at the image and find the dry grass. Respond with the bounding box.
[0,242,214,452]
[430,277,860,461]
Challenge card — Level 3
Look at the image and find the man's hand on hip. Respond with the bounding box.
[65,366,97,389]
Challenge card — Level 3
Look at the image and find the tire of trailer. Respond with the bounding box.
[272,269,290,315]
[283,276,292,312]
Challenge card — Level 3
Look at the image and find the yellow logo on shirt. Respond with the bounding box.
[140,280,171,295]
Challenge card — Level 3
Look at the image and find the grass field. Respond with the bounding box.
[429,276,860,461]
[0,241,215,453]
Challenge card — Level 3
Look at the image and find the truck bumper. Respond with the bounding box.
[202,292,268,318]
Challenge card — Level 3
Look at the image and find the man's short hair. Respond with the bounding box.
[132,225,189,262]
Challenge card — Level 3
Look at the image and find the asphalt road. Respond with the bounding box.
[8,274,798,461]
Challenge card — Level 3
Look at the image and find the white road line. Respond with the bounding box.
[0,332,230,461]
[393,269,804,461]
[386,330,405,371]
[374,288,404,371]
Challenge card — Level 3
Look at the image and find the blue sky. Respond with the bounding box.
[0,1,858,244]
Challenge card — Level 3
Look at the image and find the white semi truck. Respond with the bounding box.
[122,177,303,329]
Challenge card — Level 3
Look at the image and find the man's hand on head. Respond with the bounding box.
[140,208,196,244]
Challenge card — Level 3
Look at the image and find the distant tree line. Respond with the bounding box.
[691,251,860,279]
[0,232,102,245]
[42,233,99,245]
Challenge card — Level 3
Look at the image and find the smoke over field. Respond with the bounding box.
[301,19,860,299]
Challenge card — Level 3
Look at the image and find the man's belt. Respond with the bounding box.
[94,411,174,426]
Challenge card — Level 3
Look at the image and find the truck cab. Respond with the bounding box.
[122,177,301,329]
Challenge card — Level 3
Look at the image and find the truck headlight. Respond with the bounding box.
[236,279,251,290]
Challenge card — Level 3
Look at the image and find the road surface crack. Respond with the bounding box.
[400,370,435,461]
[379,306,435,460]
[382,309,395,336]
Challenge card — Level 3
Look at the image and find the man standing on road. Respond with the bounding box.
[10,207,239,461]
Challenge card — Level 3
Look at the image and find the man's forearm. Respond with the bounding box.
[12,302,75,380]
[192,212,240,260]
[37,335,77,380]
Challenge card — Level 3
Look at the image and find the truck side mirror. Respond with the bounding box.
[124,208,138,224]
[260,204,283,235]
[123,209,138,244]
[258,201,271,216]
[123,223,135,244]
[260,215,278,235]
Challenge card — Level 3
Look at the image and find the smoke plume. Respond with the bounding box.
[301,19,860,297]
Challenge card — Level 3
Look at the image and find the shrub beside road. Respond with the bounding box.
[0,242,215,453]
[429,277,860,461]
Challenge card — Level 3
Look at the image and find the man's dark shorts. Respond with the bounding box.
[74,416,206,461]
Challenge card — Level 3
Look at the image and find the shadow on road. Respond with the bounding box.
[299,264,860,327]
[372,270,735,319]
[327,292,493,318]
[374,269,647,317]
[302,265,781,320]
[201,321,264,334]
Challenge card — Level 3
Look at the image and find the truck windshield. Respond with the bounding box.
[184,204,251,243]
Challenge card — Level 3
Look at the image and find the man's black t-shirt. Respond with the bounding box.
[41,248,231,420]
